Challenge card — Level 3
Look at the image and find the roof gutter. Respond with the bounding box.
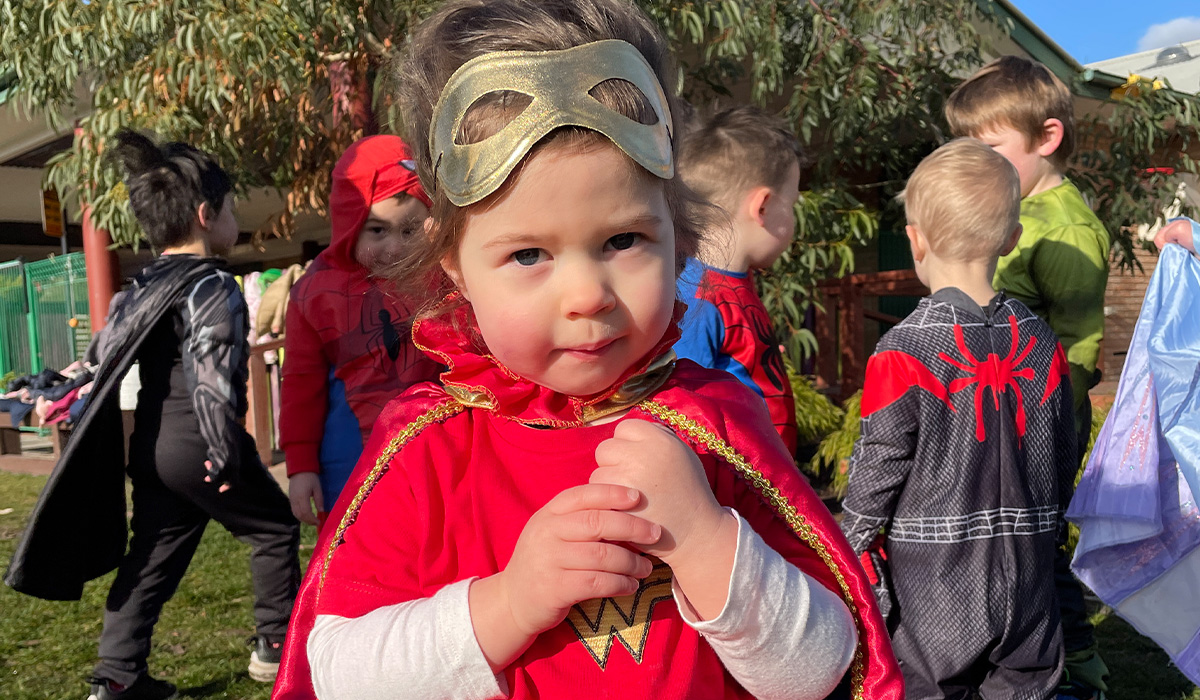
[978,0,1179,101]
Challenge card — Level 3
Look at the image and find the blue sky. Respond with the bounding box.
[1012,1,1200,64]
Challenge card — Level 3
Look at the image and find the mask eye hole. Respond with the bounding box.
[456,91,534,145]
[588,79,659,126]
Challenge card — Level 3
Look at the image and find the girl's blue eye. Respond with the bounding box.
[608,232,637,250]
[513,249,541,266]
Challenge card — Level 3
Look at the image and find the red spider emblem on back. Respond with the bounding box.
[939,316,1036,442]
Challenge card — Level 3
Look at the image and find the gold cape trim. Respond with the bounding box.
[442,349,676,426]
[318,400,465,591]
[312,394,867,699]
[637,400,867,700]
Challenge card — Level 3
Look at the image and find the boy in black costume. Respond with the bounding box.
[840,139,1077,700]
[6,131,300,700]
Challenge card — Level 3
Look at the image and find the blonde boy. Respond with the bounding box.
[842,138,1077,700]
[674,105,802,454]
[947,55,1110,699]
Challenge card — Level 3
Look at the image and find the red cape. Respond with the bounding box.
[272,309,902,696]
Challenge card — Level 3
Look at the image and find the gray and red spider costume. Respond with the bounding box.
[840,288,1077,700]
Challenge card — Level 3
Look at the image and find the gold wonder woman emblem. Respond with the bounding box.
[565,559,674,668]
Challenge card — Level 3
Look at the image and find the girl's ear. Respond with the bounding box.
[428,218,471,301]
[440,254,469,302]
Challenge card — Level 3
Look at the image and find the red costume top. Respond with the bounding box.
[272,299,902,700]
[281,136,442,485]
[676,260,798,455]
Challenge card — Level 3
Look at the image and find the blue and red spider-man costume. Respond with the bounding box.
[281,136,442,512]
[675,259,798,454]
[840,287,1077,700]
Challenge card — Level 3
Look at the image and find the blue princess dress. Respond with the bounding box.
[1068,224,1200,682]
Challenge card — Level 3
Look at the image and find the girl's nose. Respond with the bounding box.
[561,263,616,318]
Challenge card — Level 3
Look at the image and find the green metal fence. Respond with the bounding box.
[0,253,90,378]
[25,254,90,373]
[0,260,31,378]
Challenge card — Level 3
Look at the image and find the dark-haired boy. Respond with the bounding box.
[674,105,802,455]
[947,55,1111,700]
[6,131,300,700]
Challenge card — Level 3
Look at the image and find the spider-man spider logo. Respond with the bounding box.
[862,316,1071,444]
[744,302,787,393]
[939,316,1035,442]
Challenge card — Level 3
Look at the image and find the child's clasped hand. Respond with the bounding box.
[497,482,662,638]
[592,419,732,564]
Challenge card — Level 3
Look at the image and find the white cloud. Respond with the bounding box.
[1138,17,1200,52]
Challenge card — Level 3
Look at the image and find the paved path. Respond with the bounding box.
[0,454,55,476]
[0,434,290,490]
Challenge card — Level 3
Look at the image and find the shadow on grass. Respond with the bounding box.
[1094,612,1200,700]
[0,471,314,700]
[177,676,235,697]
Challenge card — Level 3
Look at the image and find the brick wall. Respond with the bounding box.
[1096,247,1157,395]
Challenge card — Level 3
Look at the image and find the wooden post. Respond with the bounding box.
[246,338,285,467]
[331,57,378,136]
[247,351,272,466]
[352,56,378,136]
[76,126,121,333]
[839,277,865,399]
[330,60,352,130]
[0,411,24,455]
[81,205,120,333]
[814,285,839,392]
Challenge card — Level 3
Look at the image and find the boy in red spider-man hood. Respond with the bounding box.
[840,138,1078,700]
[281,135,442,529]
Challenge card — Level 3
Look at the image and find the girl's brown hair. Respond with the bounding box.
[389,0,708,305]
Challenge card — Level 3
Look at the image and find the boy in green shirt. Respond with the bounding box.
[947,55,1111,700]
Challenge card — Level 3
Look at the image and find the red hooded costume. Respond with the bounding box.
[280,136,442,509]
[272,299,903,700]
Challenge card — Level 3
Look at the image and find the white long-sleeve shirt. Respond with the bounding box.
[309,509,857,700]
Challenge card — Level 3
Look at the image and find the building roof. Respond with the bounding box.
[1085,39,1200,95]
[978,0,1137,100]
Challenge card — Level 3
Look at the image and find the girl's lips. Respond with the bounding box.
[561,337,617,358]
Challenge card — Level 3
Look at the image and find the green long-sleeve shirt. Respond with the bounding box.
[994,179,1110,428]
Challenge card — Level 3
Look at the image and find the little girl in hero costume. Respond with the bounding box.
[273,1,902,698]
[281,135,441,526]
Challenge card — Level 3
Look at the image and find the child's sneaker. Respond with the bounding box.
[1057,681,1105,700]
[1059,646,1109,700]
[248,634,284,682]
[86,675,177,700]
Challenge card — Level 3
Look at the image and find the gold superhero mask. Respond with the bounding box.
[430,39,675,206]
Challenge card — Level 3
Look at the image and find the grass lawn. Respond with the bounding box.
[0,470,1196,699]
[0,471,317,699]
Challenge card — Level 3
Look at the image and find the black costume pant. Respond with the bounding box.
[887,536,1064,700]
[94,435,300,686]
[895,614,1063,700]
[1058,398,1095,655]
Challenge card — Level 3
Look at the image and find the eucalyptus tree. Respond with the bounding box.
[2,0,1195,365]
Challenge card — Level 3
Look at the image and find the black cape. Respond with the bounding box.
[5,256,226,600]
